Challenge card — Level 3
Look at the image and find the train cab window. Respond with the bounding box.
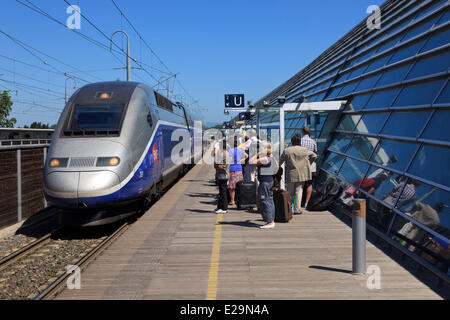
[67,104,124,134]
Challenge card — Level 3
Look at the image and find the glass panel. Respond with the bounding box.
[354,74,381,92]
[421,110,450,142]
[400,17,438,43]
[408,144,450,188]
[348,64,368,80]
[364,166,407,231]
[435,10,450,27]
[375,34,402,54]
[325,86,343,100]
[407,50,450,80]
[396,182,450,230]
[321,152,345,174]
[336,114,362,131]
[334,71,351,85]
[354,112,389,134]
[328,134,353,153]
[391,183,450,270]
[346,135,378,161]
[356,49,376,66]
[364,54,391,73]
[339,81,359,96]
[382,111,431,138]
[337,157,369,187]
[435,80,449,104]
[376,63,412,87]
[364,88,400,110]
[388,39,426,64]
[413,0,446,22]
[370,139,418,171]
[420,27,450,53]
[393,79,445,107]
[346,93,372,111]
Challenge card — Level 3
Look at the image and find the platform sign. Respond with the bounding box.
[225,94,245,108]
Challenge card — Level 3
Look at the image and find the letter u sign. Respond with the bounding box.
[234,96,243,107]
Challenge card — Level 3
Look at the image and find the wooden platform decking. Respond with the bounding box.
[57,162,445,300]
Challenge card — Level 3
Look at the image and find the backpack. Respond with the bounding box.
[307,177,344,211]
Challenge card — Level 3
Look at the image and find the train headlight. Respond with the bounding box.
[49,158,69,167]
[96,157,120,167]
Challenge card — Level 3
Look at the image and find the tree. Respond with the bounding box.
[30,122,52,129]
[0,90,16,128]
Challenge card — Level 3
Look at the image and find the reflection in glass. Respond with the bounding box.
[354,112,389,134]
[370,139,417,171]
[381,111,431,138]
[337,157,369,187]
[408,144,450,188]
[346,93,371,111]
[364,166,403,232]
[328,134,352,153]
[346,136,378,161]
[336,114,362,131]
[421,110,450,142]
[393,79,445,107]
[321,152,345,174]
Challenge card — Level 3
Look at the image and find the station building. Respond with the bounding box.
[250,0,449,277]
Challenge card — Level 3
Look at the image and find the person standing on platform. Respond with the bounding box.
[279,133,317,215]
[250,142,278,229]
[214,141,231,214]
[227,136,247,205]
[244,130,259,182]
[301,127,318,209]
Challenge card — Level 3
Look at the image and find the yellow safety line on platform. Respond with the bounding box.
[206,213,223,300]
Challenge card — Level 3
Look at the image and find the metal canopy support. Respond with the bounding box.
[255,100,347,190]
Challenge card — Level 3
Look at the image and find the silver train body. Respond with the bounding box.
[44,81,202,225]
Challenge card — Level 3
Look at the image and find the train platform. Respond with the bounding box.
[57,161,444,300]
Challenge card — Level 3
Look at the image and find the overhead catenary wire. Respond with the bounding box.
[16,0,158,84]
[109,0,203,110]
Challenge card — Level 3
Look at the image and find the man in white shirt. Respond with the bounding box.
[301,127,317,209]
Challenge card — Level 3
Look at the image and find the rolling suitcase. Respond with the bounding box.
[236,180,257,209]
[273,189,292,222]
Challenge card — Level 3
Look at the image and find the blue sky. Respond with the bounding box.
[0,0,384,127]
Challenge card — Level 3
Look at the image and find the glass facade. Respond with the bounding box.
[256,0,450,277]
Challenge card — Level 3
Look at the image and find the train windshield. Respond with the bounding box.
[69,104,124,131]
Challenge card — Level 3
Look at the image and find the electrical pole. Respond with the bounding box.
[110,30,131,81]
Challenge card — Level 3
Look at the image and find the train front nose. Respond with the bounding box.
[45,170,121,209]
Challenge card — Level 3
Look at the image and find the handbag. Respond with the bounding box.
[216,171,228,181]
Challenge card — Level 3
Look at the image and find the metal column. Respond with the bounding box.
[352,199,366,274]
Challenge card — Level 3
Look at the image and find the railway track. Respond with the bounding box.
[34,222,129,300]
[0,220,130,300]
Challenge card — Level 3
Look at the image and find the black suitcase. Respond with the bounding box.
[236,181,257,209]
[273,189,292,222]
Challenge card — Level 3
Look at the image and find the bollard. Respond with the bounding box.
[352,199,366,274]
